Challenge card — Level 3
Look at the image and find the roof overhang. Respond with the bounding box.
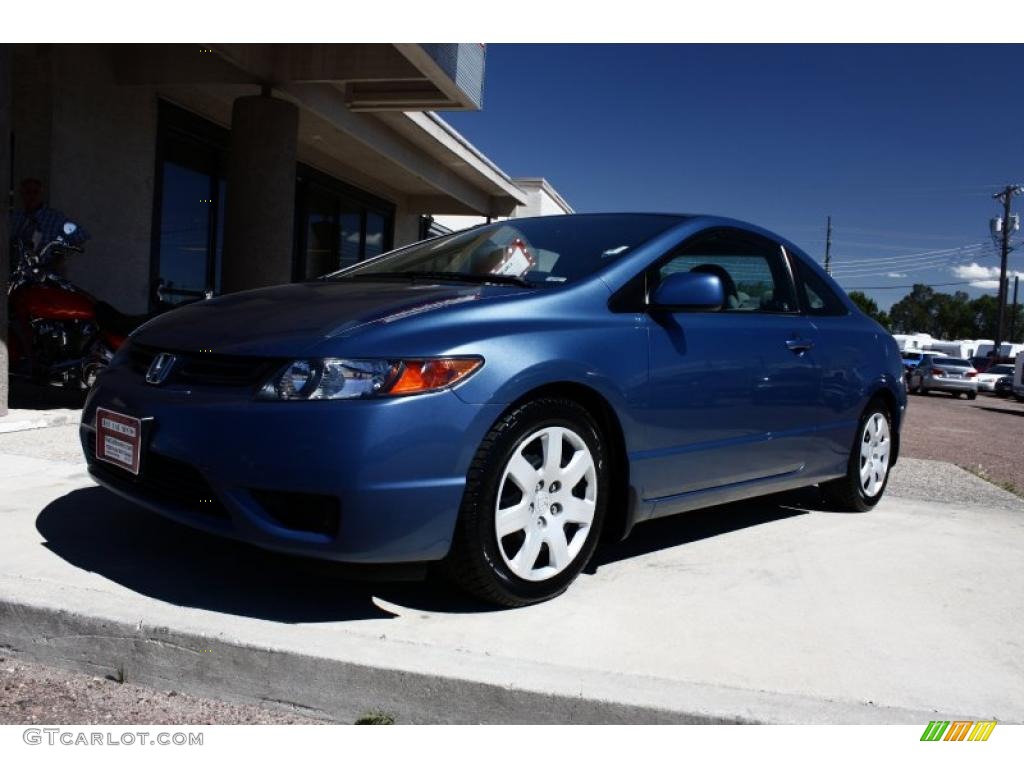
[113,43,486,111]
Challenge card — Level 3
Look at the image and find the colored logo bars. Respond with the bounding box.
[920,721,997,742]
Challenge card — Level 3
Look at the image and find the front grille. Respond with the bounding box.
[85,437,229,520]
[126,343,277,388]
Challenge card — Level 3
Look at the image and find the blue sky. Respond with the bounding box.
[444,44,1024,310]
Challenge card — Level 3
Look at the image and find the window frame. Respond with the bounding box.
[643,227,801,316]
[783,245,851,317]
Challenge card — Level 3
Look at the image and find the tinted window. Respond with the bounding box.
[656,231,796,312]
[334,214,683,287]
[938,358,971,367]
[789,251,847,316]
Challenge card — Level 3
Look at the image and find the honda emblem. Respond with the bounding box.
[145,353,176,385]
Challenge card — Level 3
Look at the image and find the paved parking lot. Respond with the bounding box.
[901,392,1024,494]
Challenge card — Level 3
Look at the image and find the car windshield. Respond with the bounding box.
[987,365,1014,375]
[325,214,683,287]
[938,358,971,367]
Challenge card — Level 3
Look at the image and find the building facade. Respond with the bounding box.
[1,44,575,413]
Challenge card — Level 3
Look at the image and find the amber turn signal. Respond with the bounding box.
[388,358,483,395]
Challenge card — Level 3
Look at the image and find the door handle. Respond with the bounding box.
[786,338,814,353]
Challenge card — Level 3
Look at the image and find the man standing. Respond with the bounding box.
[10,177,90,253]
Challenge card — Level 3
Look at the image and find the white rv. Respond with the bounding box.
[975,342,1024,360]
[925,340,977,358]
[893,333,934,352]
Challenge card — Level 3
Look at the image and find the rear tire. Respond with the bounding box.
[967,392,977,401]
[821,401,894,513]
[442,398,609,607]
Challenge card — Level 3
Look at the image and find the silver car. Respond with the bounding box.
[908,355,978,399]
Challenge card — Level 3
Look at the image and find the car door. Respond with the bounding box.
[638,228,822,508]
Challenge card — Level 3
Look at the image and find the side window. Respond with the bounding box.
[656,231,797,312]
[789,250,848,316]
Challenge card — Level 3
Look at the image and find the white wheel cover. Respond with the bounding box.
[859,413,891,498]
[494,426,598,582]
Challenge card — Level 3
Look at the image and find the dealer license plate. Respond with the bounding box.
[95,408,142,475]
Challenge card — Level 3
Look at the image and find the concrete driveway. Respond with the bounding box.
[1,425,1022,723]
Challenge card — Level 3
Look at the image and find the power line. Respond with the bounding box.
[831,246,991,274]
[831,251,994,279]
[841,281,978,290]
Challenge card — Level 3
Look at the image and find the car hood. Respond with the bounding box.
[132,280,526,356]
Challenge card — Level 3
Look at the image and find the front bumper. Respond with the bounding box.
[81,365,503,563]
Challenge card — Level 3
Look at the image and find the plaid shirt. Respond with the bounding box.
[11,206,90,248]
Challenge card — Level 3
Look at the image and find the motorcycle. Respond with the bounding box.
[8,222,154,390]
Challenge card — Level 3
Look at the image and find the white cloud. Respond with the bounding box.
[951,262,1024,289]
[886,272,907,278]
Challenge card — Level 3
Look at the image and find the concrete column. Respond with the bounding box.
[222,94,298,294]
[0,45,12,416]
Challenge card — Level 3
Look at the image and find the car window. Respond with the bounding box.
[938,358,971,367]
[788,251,848,316]
[656,231,797,312]
[331,214,683,287]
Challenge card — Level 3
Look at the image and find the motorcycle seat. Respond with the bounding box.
[94,301,152,337]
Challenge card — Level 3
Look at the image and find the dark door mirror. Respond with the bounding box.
[649,271,724,311]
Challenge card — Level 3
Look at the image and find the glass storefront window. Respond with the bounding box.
[153,105,395,302]
[152,104,226,308]
[295,166,394,279]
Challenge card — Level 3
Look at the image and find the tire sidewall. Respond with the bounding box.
[464,399,609,604]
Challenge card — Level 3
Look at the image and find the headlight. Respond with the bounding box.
[256,357,483,401]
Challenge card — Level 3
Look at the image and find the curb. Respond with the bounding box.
[0,598,947,725]
[0,410,81,435]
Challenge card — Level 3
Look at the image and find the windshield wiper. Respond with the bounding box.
[334,270,536,289]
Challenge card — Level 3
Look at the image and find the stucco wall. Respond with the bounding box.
[48,46,157,314]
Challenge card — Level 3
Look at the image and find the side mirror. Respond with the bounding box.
[649,271,724,311]
[62,221,78,237]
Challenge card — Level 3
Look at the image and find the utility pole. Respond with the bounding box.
[824,216,832,275]
[992,185,1023,357]
[1011,275,1020,343]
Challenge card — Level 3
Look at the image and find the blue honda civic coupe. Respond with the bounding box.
[81,214,906,605]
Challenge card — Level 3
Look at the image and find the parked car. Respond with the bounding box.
[907,355,978,399]
[994,375,1014,398]
[975,363,1016,393]
[1014,356,1024,402]
[902,350,946,377]
[81,214,907,606]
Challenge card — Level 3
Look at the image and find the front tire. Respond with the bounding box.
[443,398,609,607]
[821,401,894,512]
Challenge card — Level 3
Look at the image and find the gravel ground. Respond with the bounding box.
[899,391,1024,495]
[0,655,328,725]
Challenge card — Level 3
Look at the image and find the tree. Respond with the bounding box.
[888,284,937,335]
[847,291,890,329]
[880,284,1024,342]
